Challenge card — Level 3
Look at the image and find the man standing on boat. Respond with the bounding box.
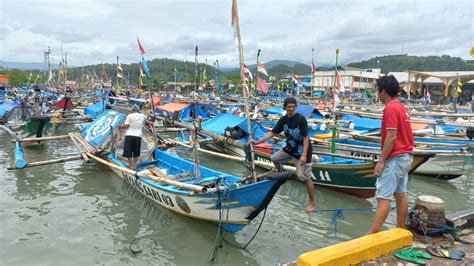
[252,97,316,213]
[118,104,153,169]
[367,75,414,234]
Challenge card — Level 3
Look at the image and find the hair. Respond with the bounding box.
[283,96,297,107]
[131,104,140,112]
[376,75,400,97]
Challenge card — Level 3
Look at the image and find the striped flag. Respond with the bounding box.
[231,0,239,39]
[257,76,268,94]
[335,71,345,93]
[137,37,146,55]
[141,56,149,75]
[257,62,268,76]
[242,63,253,82]
[116,63,123,78]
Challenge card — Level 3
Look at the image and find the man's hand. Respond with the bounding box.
[299,154,307,165]
[374,161,385,176]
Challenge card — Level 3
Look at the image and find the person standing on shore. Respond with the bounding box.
[367,75,414,234]
[252,97,316,213]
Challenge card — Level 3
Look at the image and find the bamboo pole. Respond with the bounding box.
[7,155,83,170]
[12,134,70,143]
[85,152,207,193]
[0,124,18,139]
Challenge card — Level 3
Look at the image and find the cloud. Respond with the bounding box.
[0,0,472,67]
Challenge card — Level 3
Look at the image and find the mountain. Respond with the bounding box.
[0,60,59,70]
[221,59,306,72]
[347,54,474,73]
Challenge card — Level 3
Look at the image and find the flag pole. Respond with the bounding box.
[255,49,260,97]
[194,45,198,99]
[311,48,315,99]
[331,48,340,155]
[233,0,257,182]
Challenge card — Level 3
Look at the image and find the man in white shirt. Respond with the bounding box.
[118,105,152,169]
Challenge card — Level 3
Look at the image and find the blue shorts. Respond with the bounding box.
[375,154,413,200]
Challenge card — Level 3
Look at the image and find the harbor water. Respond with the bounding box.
[1,130,473,265]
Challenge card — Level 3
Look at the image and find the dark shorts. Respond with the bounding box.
[123,136,141,158]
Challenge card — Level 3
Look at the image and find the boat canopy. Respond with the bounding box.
[84,100,106,119]
[342,114,381,131]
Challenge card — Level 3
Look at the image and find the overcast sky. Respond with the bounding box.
[1,0,472,68]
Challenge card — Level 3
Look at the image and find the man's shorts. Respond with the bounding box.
[123,136,142,158]
[271,149,314,182]
[375,154,413,200]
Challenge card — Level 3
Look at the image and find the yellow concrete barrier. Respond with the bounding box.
[297,228,413,266]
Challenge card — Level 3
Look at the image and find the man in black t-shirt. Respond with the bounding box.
[252,97,316,213]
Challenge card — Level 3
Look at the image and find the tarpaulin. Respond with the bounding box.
[81,109,125,149]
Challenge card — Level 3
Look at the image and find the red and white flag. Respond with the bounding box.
[257,62,268,76]
[311,61,316,74]
[242,63,253,82]
[231,0,239,39]
[257,76,268,94]
[137,37,146,55]
[116,64,123,78]
[335,71,345,93]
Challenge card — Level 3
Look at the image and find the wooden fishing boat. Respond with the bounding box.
[80,109,282,233]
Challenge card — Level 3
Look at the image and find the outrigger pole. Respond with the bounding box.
[232,0,257,182]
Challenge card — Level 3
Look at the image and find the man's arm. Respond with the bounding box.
[253,131,275,145]
[300,136,310,163]
[374,129,396,176]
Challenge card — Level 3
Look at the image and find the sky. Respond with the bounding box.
[1,0,473,68]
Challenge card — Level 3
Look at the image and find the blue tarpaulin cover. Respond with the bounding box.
[0,99,20,118]
[82,109,125,149]
[342,114,381,131]
[201,113,246,135]
[84,100,106,119]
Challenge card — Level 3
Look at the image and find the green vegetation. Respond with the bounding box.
[2,54,473,86]
[348,54,474,73]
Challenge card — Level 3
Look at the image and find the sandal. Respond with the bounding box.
[393,249,426,265]
[426,246,463,260]
[406,248,432,259]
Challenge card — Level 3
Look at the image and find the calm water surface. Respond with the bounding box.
[1,129,473,265]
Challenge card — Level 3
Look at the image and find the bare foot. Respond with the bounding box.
[305,203,316,214]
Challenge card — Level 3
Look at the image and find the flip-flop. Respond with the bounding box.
[426,246,463,260]
[393,249,426,265]
[406,248,432,259]
[427,246,447,258]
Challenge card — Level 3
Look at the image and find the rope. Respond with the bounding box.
[281,185,396,235]
[207,178,267,265]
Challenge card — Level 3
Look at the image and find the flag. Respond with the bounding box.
[137,37,145,55]
[231,0,239,39]
[257,62,268,76]
[311,61,316,74]
[242,63,253,82]
[139,64,144,86]
[257,76,268,94]
[335,71,345,93]
[457,80,463,93]
[141,56,149,75]
[334,93,340,107]
[292,75,300,94]
[116,63,123,78]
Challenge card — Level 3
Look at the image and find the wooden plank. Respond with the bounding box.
[12,134,70,143]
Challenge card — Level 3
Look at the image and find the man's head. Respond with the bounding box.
[283,96,297,116]
[376,75,400,104]
[131,104,140,112]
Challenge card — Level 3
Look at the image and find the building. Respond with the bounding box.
[389,71,474,101]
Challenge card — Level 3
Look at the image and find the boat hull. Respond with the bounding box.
[106,151,279,233]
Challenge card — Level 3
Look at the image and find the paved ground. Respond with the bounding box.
[360,228,474,265]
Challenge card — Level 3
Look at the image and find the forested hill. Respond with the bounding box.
[347,54,474,73]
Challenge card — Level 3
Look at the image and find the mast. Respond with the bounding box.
[254,49,261,96]
[232,0,257,182]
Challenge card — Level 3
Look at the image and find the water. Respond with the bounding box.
[1,130,473,265]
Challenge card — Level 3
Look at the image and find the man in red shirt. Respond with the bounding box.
[367,75,414,234]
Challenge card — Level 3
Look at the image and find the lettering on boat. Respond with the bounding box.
[89,114,115,138]
[318,170,332,182]
[351,151,379,160]
[122,172,175,208]
[256,156,272,164]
